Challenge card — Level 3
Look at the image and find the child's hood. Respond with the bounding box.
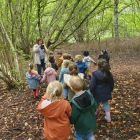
[37,98,70,119]
[26,72,40,79]
[26,72,32,78]
[72,91,95,111]
[45,67,55,76]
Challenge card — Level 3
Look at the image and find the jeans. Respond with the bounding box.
[37,59,46,75]
[76,131,95,140]
[103,101,110,112]
[96,101,110,114]
[64,87,69,99]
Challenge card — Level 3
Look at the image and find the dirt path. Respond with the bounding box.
[0,57,140,140]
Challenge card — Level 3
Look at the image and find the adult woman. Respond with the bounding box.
[33,39,49,75]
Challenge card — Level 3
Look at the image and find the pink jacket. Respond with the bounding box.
[41,67,57,84]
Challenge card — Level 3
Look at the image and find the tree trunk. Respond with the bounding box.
[0,20,21,80]
[114,0,119,41]
[37,0,42,38]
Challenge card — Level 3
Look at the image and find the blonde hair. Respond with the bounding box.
[62,60,70,68]
[46,81,63,101]
[46,62,52,67]
[75,55,83,62]
[69,76,84,92]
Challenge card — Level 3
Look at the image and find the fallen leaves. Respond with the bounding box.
[0,58,140,140]
[95,58,140,140]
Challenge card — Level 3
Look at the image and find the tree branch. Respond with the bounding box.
[52,0,103,49]
[53,0,81,44]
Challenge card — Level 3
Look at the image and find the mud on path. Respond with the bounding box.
[0,56,140,140]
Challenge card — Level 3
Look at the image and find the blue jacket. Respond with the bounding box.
[26,72,40,89]
[59,68,70,84]
[76,62,88,74]
[89,70,114,103]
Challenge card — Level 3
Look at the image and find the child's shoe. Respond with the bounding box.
[35,89,40,98]
[33,89,39,98]
[95,109,98,116]
[33,90,36,98]
[105,111,111,123]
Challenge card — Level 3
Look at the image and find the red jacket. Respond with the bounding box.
[37,96,72,140]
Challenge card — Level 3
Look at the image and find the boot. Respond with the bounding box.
[35,89,39,98]
[105,111,111,122]
[33,90,36,98]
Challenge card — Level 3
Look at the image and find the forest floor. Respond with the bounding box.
[0,54,140,140]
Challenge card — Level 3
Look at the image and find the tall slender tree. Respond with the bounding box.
[114,0,119,41]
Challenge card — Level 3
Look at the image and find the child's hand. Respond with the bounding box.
[44,92,50,100]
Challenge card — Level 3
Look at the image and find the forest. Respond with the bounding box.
[0,0,140,140]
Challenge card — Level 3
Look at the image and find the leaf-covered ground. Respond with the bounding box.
[0,56,140,140]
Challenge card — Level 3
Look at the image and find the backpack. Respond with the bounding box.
[71,91,97,132]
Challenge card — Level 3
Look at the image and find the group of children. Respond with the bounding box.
[26,50,114,140]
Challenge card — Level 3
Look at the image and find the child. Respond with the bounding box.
[69,63,79,76]
[40,63,57,84]
[75,55,88,77]
[49,55,58,71]
[67,53,74,62]
[69,76,97,140]
[63,53,70,60]
[98,49,110,63]
[67,63,79,100]
[59,60,70,99]
[55,52,63,68]
[83,51,96,68]
[83,51,96,80]
[90,59,114,122]
[26,63,41,98]
[37,81,71,140]
[67,63,87,101]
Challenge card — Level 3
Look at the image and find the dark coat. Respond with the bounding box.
[98,52,110,63]
[71,91,97,133]
[89,70,114,103]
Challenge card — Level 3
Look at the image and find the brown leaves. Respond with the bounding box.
[0,57,140,140]
[0,87,44,140]
[95,59,140,139]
